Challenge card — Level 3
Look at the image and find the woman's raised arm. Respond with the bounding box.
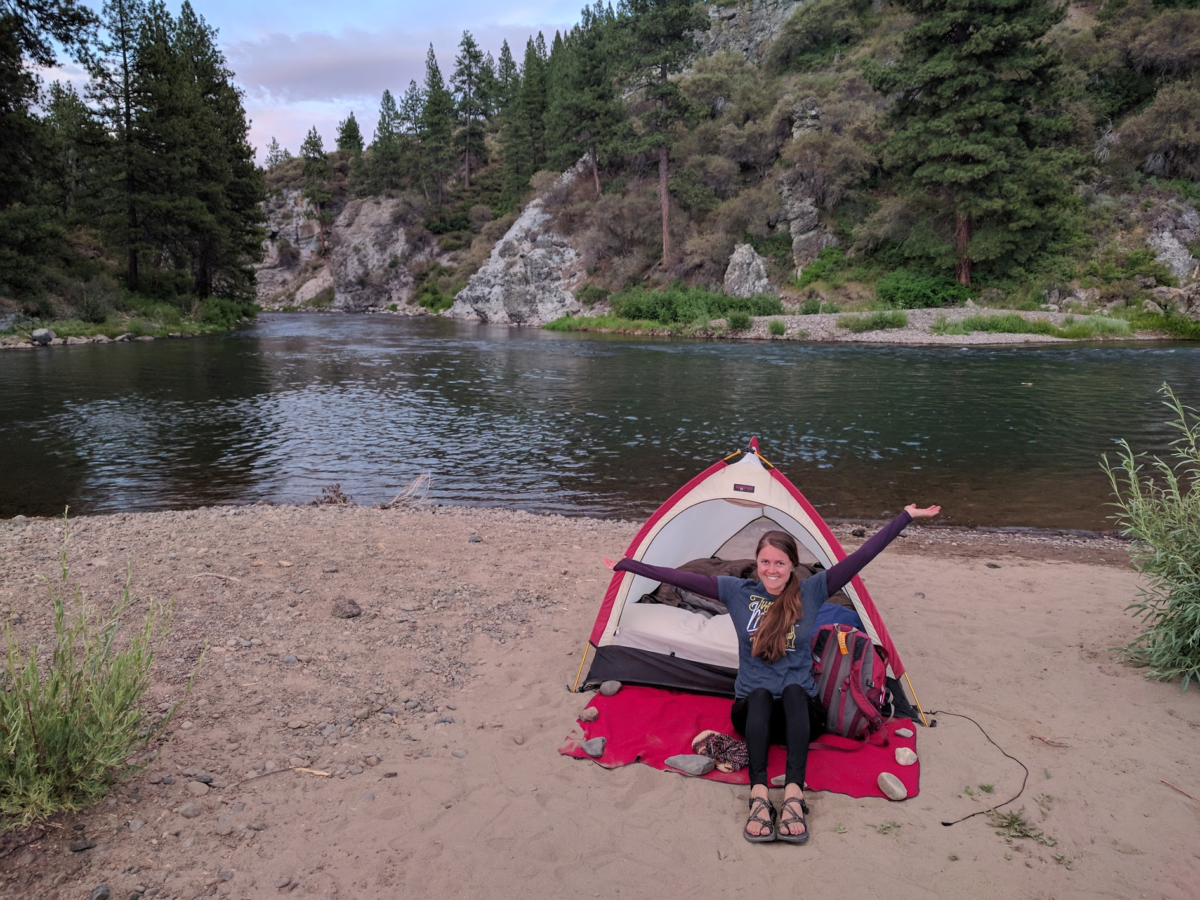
[603,557,722,600]
[825,505,940,595]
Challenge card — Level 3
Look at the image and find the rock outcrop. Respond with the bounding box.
[254,190,324,305]
[701,0,802,64]
[447,170,584,325]
[1146,200,1199,284]
[724,244,770,297]
[778,181,839,277]
[328,197,432,313]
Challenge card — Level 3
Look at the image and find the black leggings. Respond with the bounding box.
[731,685,827,789]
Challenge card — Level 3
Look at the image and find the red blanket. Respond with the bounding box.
[559,685,920,800]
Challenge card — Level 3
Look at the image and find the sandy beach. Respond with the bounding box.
[1,504,1197,900]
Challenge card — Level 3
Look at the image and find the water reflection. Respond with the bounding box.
[0,314,1196,529]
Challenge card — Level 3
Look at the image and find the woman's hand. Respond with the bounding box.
[905,504,941,519]
[603,557,618,570]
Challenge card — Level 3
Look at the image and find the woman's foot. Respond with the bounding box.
[777,790,809,844]
[743,789,776,842]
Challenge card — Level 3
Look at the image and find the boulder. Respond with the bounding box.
[723,244,771,298]
[777,182,839,276]
[665,754,716,776]
[448,164,585,325]
[31,328,55,345]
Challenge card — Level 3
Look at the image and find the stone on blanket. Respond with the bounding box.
[770,774,786,787]
[579,707,599,723]
[599,680,622,697]
[896,727,914,739]
[895,747,918,766]
[582,737,607,758]
[878,772,908,801]
[665,754,715,777]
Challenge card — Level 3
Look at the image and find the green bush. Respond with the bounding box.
[575,283,611,307]
[796,247,847,288]
[1083,247,1176,287]
[930,313,1132,339]
[200,298,258,327]
[837,310,908,332]
[800,297,841,315]
[727,310,752,331]
[610,282,781,325]
[1,517,182,827]
[768,318,787,336]
[1104,385,1200,689]
[876,269,970,309]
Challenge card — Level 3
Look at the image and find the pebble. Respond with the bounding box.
[349,764,364,775]
[896,727,914,739]
[986,562,1001,569]
[196,774,213,784]
[599,680,622,697]
[665,754,715,776]
[581,737,606,758]
[177,802,201,818]
[283,655,299,664]
[469,535,482,543]
[445,703,457,711]
[451,749,468,759]
[770,774,786,787]
[513,735,525,745]
[331,598,362,619]
[322,566,338,573]
[288,720,305,729]
[90,885,110,900]
[128,819,145,833]
[69,840,97,852]
[852,526,866,537]
[275,877,292,889]
[214,816,234,837]
[186,781,210,796]
[579,707,599,723]
[895,747,918,766]
[354,707,370,720]
[878,772,908,801]
[365,756,381,766]
[361,792,375,802]
[161,776,176,785]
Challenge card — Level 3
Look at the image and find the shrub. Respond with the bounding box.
[575,284,611,307]
[837,310,908,332]
[796,247,848,288]
[1,517,181,827]
[876,269,969,309]
[800,296,841,314]
[768,318,787,336]
[610,282,782,325]
[201,298,258,327]
[727,310,752,330]
[276,238,300,268]
[1104,385,1200,688]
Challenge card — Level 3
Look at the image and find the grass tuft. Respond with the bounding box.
[987,808,1057,846]
[837,310,908,333]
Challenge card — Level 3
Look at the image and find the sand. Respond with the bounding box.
[1,505,1197,900]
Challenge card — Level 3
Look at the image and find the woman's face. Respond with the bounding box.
[756,544,793,596]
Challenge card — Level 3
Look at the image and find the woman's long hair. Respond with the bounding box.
[750,531,802,664]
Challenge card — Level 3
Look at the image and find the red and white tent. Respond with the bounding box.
[575,438,926,723]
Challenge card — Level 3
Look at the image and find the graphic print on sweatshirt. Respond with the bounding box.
[746,594,797,652]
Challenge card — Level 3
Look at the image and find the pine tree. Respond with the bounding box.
[619,0,706,266]
[479,51,499,120]
[419,44,455,205]
[300,125,331,254]
[495,39,519,112]
[397,80,425,197]
[864,0,1078,285]
[501,35,549,198]
[452,31,486,189]
[264,136,291,168]
[546,2,627,197]
[43,80,103,217]
[367,89,403,193]
[336,111,364,153]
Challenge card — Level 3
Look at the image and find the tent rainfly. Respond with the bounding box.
[574,438,927,726]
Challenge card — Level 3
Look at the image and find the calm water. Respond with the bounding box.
[1,314,1197,529]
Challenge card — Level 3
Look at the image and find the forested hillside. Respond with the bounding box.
[264,0,1198,324]
[4,0,1200,334]
[0,0,261,334]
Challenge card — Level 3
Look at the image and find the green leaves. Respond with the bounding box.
[1104,385,1200,689]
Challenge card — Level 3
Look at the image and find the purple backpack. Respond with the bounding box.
[811,624,890,746]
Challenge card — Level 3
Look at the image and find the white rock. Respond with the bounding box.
[895,747,918,766]
[896,727,914,739]
[878,772,908,801]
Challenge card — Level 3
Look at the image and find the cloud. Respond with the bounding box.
[227,22,570,154]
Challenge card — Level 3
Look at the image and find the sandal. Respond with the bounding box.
[777,796,810,845]
[692,730,749,773]
[743,796,776,843]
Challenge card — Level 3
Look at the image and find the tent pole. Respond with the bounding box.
[570,644,591,693]
[903,672,930,728]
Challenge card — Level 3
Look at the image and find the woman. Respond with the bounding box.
[604,503,940,844]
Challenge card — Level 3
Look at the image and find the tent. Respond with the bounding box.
[573,438,927,726]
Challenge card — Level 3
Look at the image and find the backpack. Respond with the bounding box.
[810,624,890,746]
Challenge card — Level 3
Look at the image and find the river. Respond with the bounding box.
[2,313,1197,529]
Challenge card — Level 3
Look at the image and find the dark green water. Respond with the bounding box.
[2,313,1197,529]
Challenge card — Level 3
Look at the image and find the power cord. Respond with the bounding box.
[928,709,1029,827]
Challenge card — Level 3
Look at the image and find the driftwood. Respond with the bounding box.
[1031,735,1071,748]
[1161,780,1200,805]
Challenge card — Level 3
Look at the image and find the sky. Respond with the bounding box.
[63,0,579,160]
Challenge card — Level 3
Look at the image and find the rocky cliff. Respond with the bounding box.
[447,168,585,325]
[701,0,802,64]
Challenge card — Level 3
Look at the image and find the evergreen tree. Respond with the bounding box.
[495,39,519,112]
[546,2,627,197]
[300,125,331,254]
[367,89,403,193]
[619,0,706,266]
[397,79,425,197]
[479,51,499,119]
[264,136,291,168]
[419,44,455,205]
[501,35,549,199]
[3,0,96,66]
[43,80,102,217]
[864,0,1078,285]
[452,30,486,188]
[336,111,364,153]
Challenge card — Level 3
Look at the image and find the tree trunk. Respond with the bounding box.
[658,145,670,266]
[954,211,971,286]
[590,146,601,199]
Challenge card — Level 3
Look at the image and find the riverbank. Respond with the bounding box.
[2,505,1196,900]
[545,305,1198,345]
